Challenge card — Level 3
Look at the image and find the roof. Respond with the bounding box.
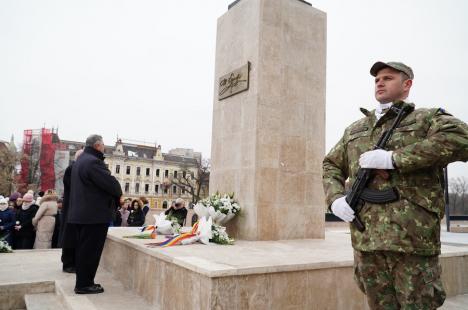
[122,144,155,159]
[59,139,200,165]
[162,154,199,165]
[60,140,114,155]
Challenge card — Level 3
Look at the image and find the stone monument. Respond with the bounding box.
[210,0,326,240]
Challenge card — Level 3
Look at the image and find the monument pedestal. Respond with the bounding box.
[101,228,468,310]
[210,0,327,241]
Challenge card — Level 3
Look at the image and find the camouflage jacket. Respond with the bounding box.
[323,102,468,255]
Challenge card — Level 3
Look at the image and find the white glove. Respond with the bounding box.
[331,196,355,222]
[359,150,394,169]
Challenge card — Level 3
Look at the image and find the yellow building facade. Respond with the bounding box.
[62,139,203,210]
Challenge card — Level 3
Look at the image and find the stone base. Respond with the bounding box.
[451,226,468,233]
[101,227,468,310]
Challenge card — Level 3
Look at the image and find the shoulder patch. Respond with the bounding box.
[436,108,452,116]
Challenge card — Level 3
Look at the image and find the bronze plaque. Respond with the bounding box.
[218,62,250,100]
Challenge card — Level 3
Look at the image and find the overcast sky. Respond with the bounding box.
[0,0,467,178]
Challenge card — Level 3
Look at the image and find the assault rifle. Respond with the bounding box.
[346,104,413,232]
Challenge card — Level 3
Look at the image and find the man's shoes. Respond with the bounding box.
[63,267,76,273]
[74,285,104,294]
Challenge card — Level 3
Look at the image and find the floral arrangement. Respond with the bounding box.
[210,224,234,245]
[167,216,181,234]
[123,226,157,239]
[0,237,12,253]
[146,217,212,247]
[194,192,241,225]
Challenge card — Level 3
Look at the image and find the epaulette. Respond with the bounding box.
[436,108,452,116]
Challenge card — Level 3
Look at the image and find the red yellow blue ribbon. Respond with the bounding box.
[146,221,199,247]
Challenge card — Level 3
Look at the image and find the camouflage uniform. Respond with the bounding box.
[323,101,468,309]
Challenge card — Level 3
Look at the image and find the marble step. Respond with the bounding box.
[54,269,154,310]
[24,293,66,310]
[441,294,468,310]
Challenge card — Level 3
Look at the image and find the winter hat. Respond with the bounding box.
[22,193,34,203]
[9,192,21,202]
[0,198,8,211]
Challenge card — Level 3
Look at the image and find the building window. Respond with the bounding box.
[182,188,186,194]
[173,185,177,194]
[116,165,120,174]
[136,167,141,176]
[145,184,149,193]
[126,166,131,175]
[155,184,159,194]
[135,183,140,193]
[163,201,168,209]
[183,171,186,178]
[165,169,169,177]
[174,171,178,178]
[125,183,129,193]
[156,169,160,177]
[164,187,168,194]
[146,168,150,176]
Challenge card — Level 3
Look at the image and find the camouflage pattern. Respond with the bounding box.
[354,250,446,309]
[323,101,468,255]
[370,62,415,79]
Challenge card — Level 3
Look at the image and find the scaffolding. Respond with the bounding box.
[19,128,65,193]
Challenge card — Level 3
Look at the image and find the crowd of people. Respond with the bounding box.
[0,189,167,250]
[1,134,189,295]
[0,189,61,250]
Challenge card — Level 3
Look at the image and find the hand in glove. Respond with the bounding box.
[359,150,394,169]
[331,196,355,222]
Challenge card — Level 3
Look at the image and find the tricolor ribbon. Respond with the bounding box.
[146,221,199,248]
[141,225,157,239]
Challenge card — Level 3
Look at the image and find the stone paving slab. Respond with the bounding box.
[24,293,65,310]
[440,294,468,309]
[55,271,153,310]
[1,228,468,309]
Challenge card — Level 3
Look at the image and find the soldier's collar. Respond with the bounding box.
[360,101,415,116]
[359,107,372,117]
[374,101,415,127]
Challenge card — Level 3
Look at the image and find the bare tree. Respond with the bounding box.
[0,146,18,196]
[449,177,468,215]
[167,159,210,203]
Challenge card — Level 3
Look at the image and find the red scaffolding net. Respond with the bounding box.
[39,128,56,191]
[19,130,33,190]
[19,128,60,192]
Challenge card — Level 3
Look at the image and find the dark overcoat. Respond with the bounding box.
[68,147,122,224]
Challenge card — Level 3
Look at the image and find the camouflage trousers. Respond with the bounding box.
[354,250,446,310]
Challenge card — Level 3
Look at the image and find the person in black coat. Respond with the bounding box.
[127,199,145,227]
[58,149,84,273]
[164,198,187,226]
[140,197,150,217]
[0,198,15,246]
[68,135,122,294]
[13,193,38,249]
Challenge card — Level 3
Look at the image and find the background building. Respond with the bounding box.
[16,129,209,210]
[60,138,208,209]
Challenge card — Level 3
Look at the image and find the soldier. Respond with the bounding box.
[323,61,468,309]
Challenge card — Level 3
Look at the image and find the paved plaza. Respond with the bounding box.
[1,225,468,309]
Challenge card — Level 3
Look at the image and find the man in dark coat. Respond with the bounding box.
[59,149,84,273]
[68,135,122,294]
